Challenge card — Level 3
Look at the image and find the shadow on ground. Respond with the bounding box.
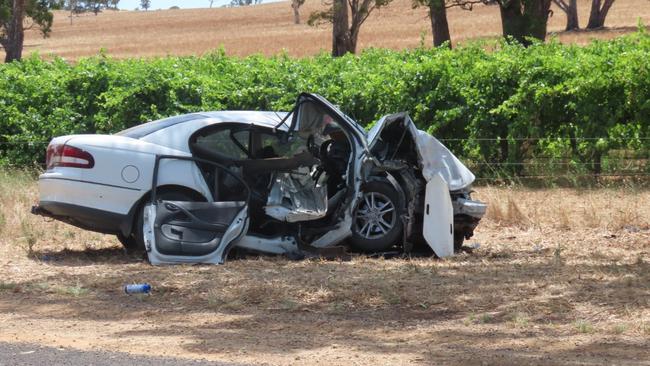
[2,238,649,364]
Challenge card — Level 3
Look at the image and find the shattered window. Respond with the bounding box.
[295,101,337,138]
[259,133,305,158]
[195,129,250,160]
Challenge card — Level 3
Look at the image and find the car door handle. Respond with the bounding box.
[170,227,184,239]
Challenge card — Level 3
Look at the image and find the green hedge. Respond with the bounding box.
[1,30,649,180]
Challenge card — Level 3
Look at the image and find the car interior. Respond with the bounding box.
[188,102,354,239]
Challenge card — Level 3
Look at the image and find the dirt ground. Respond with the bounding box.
[6,0,649,60]
[1,175,649,365]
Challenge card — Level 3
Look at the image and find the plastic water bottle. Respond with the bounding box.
[124,283,151,294]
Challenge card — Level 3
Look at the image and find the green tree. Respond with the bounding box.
[0,0,53,62]
[139,0,149,10]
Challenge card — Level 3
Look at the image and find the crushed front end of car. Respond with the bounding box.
[366,112,487,255]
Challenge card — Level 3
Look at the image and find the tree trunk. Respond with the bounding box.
[552,0,579,30]
[523,0,552,41]
[592,150,602,177]
[4,0,26,63]
[332,0,353,56]
[586,0,615,29]
[499,134,509,164]
[499,0,526,44]
[291,0,301,24]
[429,0,451,48]
[499,0,552,45]
[565,0,579,30]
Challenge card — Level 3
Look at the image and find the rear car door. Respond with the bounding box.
[143,155,250,265]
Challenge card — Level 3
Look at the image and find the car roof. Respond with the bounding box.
[116,111,289,139]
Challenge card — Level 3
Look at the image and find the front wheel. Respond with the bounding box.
[349,180,404,252]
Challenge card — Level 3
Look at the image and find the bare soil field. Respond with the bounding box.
[0,170,649,365]
[3,0,646,60]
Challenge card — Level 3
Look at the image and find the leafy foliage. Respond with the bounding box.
[0,0,53,39]
[0,31,648,180]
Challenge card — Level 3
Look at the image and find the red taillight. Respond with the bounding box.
[46,144,95,169]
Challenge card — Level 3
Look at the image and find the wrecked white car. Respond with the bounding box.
[32,93,486,264]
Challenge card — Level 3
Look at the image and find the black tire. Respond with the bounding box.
[349,180,404,252]
[454,233,465,252]
[132,190,197,252]
[116,232,137,250]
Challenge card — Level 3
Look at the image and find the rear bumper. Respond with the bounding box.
[32,201,128,236]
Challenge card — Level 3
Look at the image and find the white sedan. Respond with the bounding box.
[32,93,486,265]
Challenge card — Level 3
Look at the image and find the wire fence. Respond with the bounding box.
[1,137,649,186]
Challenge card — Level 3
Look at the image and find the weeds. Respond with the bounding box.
[464,313,494,325]
[479,313,493,324]
[510,312,530,328]
[0,282,18,292]
[553,244,564,267]
[613,323,628,334]
[55,281,89,297]
[575,320,594,334]
[20,218,39,256]
[486,194,532,228]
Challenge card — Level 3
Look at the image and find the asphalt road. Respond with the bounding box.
[0,342,242,366]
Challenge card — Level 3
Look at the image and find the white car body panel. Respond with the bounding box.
[423,174,455,258]
[40,135,214,214]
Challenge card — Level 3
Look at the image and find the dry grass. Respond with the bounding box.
[0,172,649,364]
[477,186,650,232]
[3,0,647,61]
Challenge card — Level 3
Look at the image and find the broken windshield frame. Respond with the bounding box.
[278,93,367,143]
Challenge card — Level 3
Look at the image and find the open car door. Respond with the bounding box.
[143,155,250,265]
[423,173,454,258]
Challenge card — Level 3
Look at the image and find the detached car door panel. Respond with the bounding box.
[423,173,454,258]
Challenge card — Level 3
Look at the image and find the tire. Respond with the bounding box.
[116,232,137,250]
[349,180,404,252]
[454,233,465,252]
[132,190,197,252]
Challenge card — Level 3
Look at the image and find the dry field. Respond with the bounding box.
[0,169,649,365]
[2,0,646,60]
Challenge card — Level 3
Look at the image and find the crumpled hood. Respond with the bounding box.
[413,130,475,191]
[368,114,475,191]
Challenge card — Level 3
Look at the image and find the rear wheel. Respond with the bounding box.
[349,181,404,252]
[116,232,137,250]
